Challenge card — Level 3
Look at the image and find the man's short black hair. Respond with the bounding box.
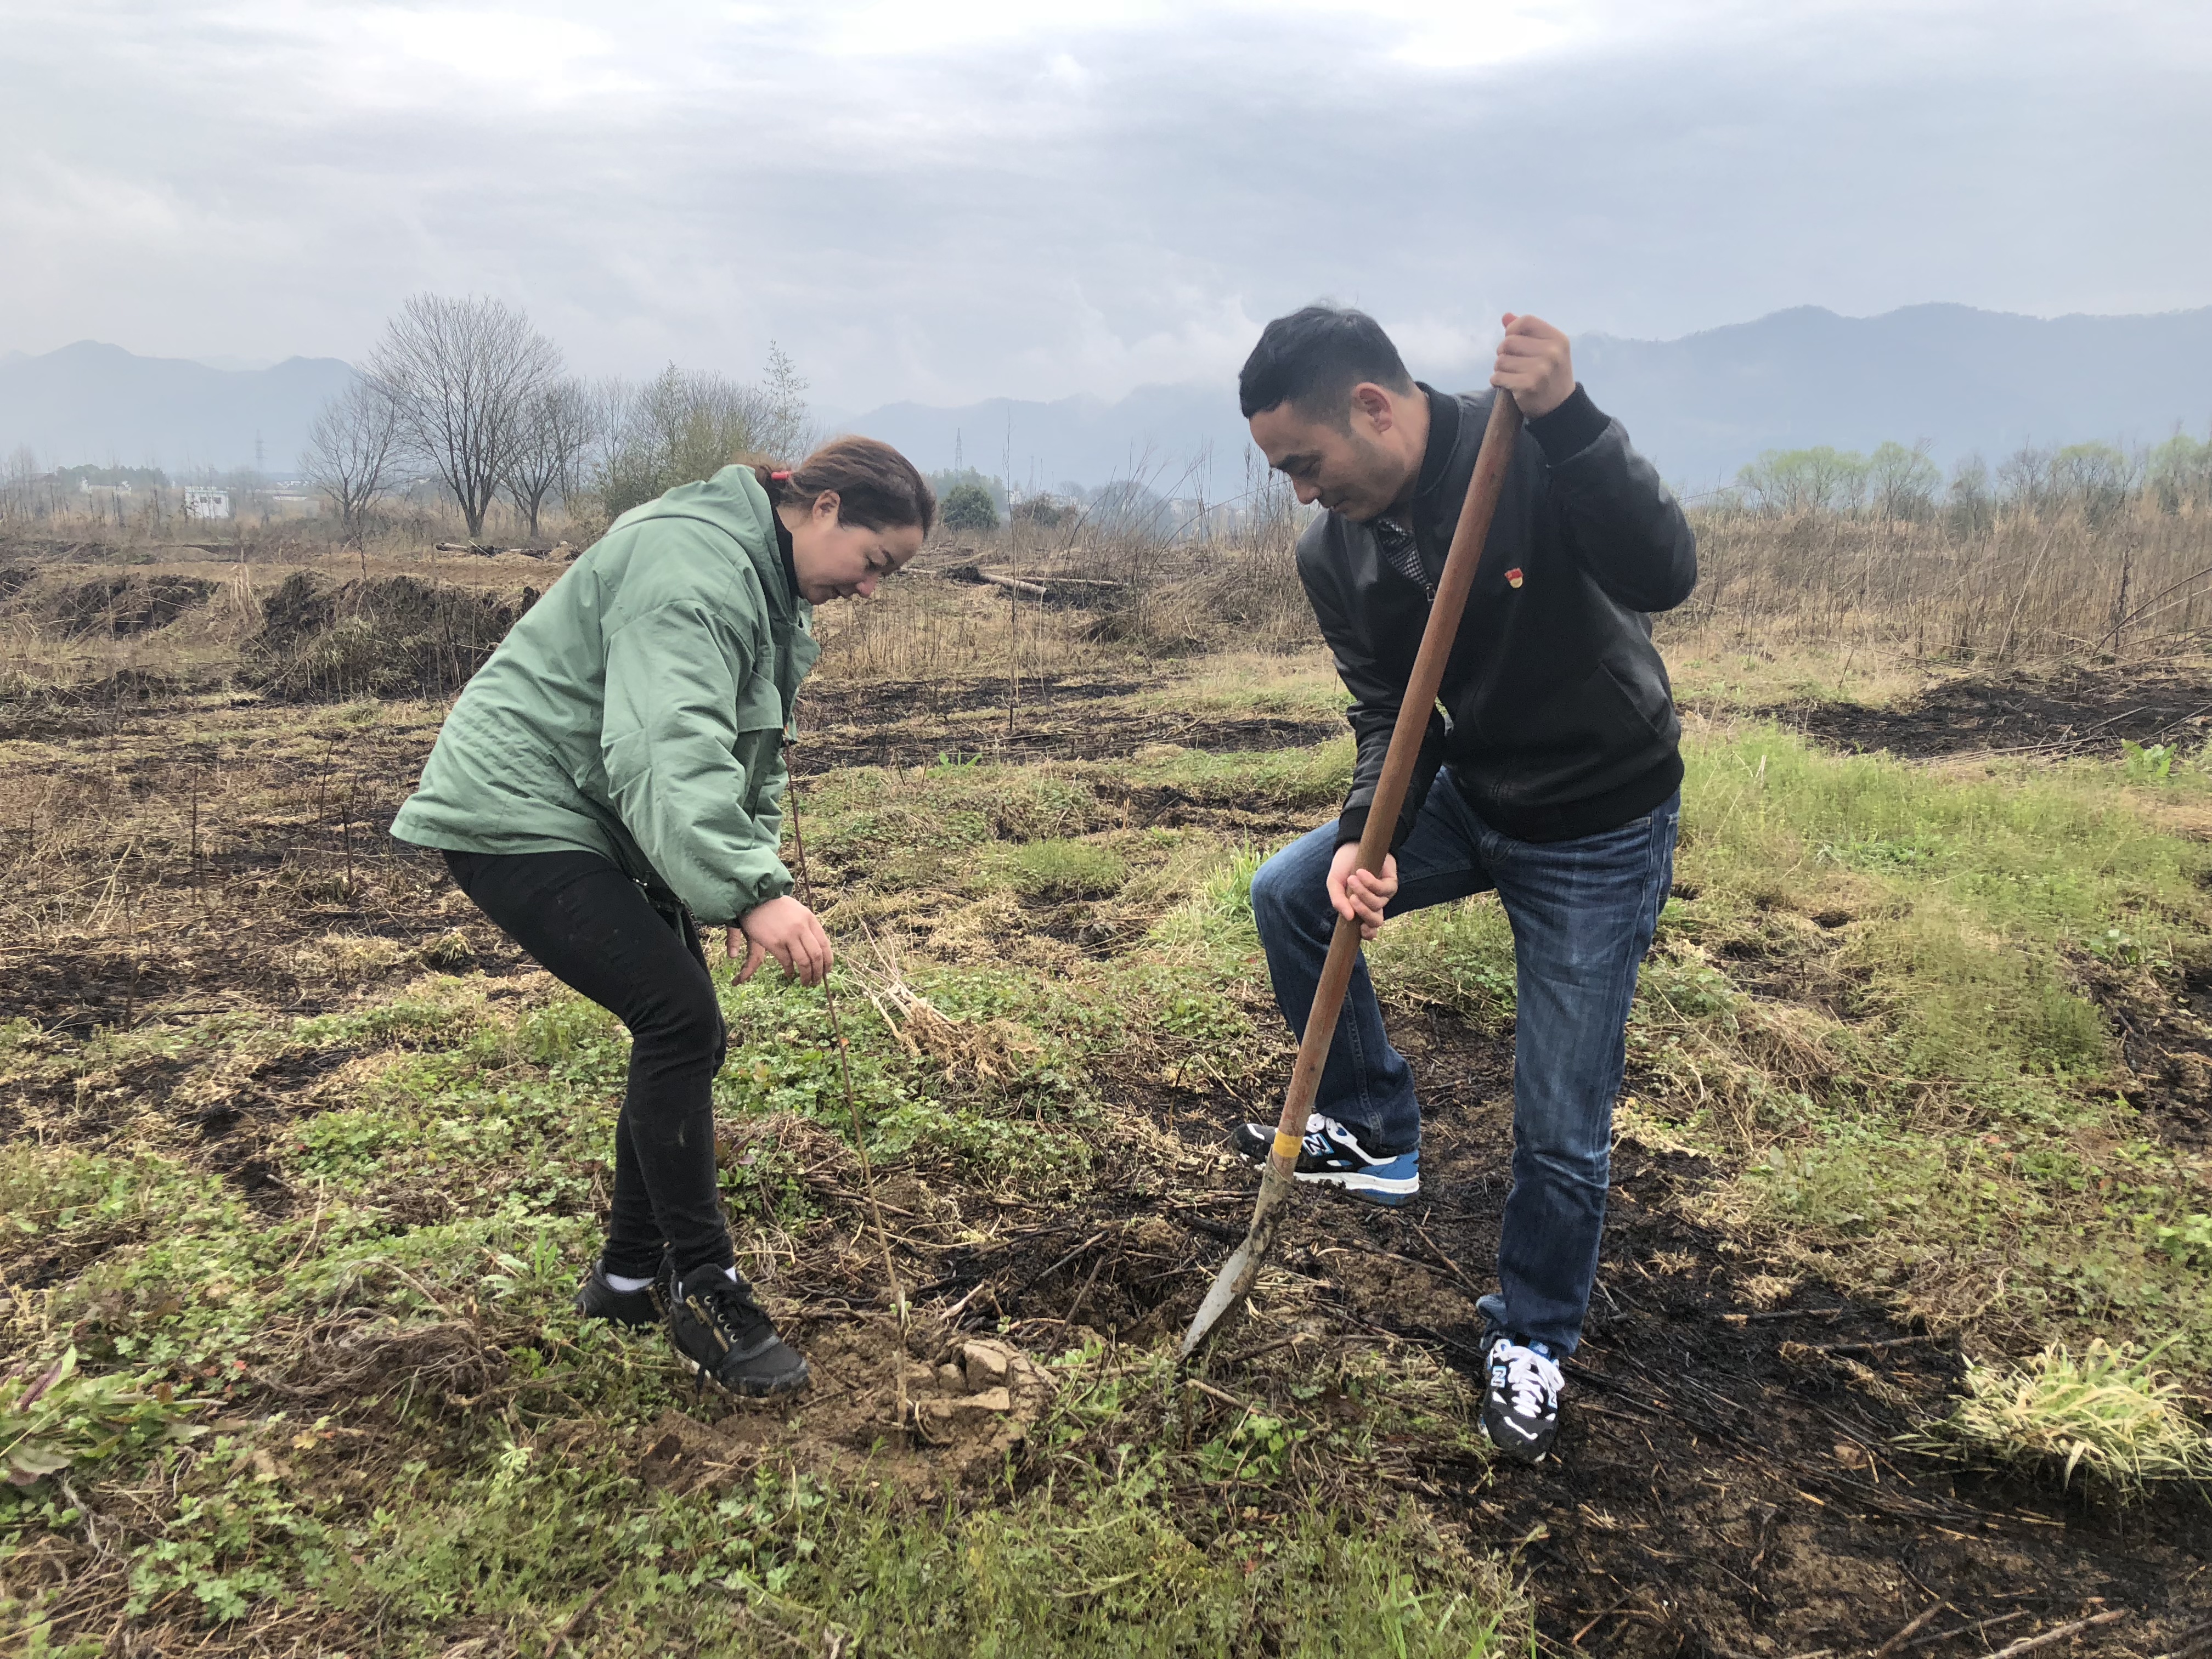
[1238,305,1414,422]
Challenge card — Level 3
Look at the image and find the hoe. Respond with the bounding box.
[1180,388,1522,1359]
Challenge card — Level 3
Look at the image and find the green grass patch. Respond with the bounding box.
[1899,1339,2212,1497]
[1602,724,2212,1365]
[1002,837,1130,900]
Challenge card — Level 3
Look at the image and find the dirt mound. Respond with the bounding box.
[629,1315,1053,1496]
[1785,661,2212,760]
[37,573,216,637]
[250,571,537,701]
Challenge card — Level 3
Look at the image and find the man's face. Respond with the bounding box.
[1248,387,1413,522]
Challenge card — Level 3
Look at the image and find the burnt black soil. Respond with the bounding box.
[2078,957,2212,1150]
[792,675,1338,773]
[1147,1013,2211,1657]
[1779,662,2212,761]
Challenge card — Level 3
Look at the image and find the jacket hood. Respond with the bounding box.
[620,465,800,620]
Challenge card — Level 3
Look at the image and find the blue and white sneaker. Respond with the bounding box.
[1231,1111,1420,1206]
[1480,1331,1564,1464]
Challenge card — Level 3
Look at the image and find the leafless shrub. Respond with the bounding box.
[301,378,400,543]
[585,346,813,522]
[501,378,596,541]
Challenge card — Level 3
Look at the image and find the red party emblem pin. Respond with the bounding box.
[1505,567,1524,588]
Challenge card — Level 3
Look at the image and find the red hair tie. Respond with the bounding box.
[770,470,792,480]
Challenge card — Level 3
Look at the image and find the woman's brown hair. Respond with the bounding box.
[745,437,936,538]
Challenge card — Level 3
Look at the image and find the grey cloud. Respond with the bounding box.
[1,1,2204,412]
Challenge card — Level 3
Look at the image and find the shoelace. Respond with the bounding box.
[1498,1342,1563,1417]
[685,1277,772,1349]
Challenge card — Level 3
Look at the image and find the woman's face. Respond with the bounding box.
[784,491,925,603]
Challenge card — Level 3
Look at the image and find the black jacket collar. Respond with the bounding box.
[1412,383,1462,503]
[1402,385,1475,566]
[772,511,801,606]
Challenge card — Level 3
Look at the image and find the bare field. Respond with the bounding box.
[4,530,2211,1656]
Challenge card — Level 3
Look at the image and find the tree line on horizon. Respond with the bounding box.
[1721,432,2212,528]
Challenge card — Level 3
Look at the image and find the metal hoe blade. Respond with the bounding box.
[1178,1166,1294,1359]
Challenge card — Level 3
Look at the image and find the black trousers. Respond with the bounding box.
[444,849,732,1279]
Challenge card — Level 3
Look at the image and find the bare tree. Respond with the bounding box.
[301,379,399,541]
[369,294,561,540]
[1,445,43,524]
[501,378,595,540]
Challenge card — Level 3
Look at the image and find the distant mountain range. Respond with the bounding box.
[6,303,2209,488]
[842,303,2212,494]
[0,341,357,474]
[1575,303,2212,489]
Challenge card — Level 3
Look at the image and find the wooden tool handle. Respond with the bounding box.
[1267,389,1522,1170]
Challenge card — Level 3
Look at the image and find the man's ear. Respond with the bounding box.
[1348,382,1395,433]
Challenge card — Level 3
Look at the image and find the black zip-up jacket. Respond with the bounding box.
[1300,383,1697,848]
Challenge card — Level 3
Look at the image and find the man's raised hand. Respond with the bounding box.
[1327,842,1398,941]
[728,895,833,986]
[1492,313,1573,420]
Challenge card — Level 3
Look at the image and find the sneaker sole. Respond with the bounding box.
[1479,1417,1550,1464]
[684,1352,811,1400]
[1292,1167,1420,1206]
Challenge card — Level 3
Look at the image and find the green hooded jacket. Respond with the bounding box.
[390,465,820,924]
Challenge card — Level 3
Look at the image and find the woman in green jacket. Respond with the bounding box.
[391,437,934,1398]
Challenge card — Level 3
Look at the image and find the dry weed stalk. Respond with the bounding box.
[1677,503,2212,664]
[848,939,1044,1087]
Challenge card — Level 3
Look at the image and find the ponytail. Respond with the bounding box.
[743,436,936,538]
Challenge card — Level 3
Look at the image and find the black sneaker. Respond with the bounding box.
[667,1265,810,1399]
[1231,1112,1420,1206]
[1480,1331,1563,1463]
[574,1251,671,1327]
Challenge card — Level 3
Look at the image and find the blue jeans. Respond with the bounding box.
[1248,774,1678,1353]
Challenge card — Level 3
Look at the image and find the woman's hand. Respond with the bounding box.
[728,896,833,986]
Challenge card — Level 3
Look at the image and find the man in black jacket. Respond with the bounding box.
[1234,306,1696,1462]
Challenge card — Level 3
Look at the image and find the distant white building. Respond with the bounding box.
[183,487,231,520]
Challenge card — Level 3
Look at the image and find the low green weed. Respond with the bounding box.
[0,1348,206,1491]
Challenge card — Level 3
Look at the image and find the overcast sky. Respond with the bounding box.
[4,1,2207,409]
